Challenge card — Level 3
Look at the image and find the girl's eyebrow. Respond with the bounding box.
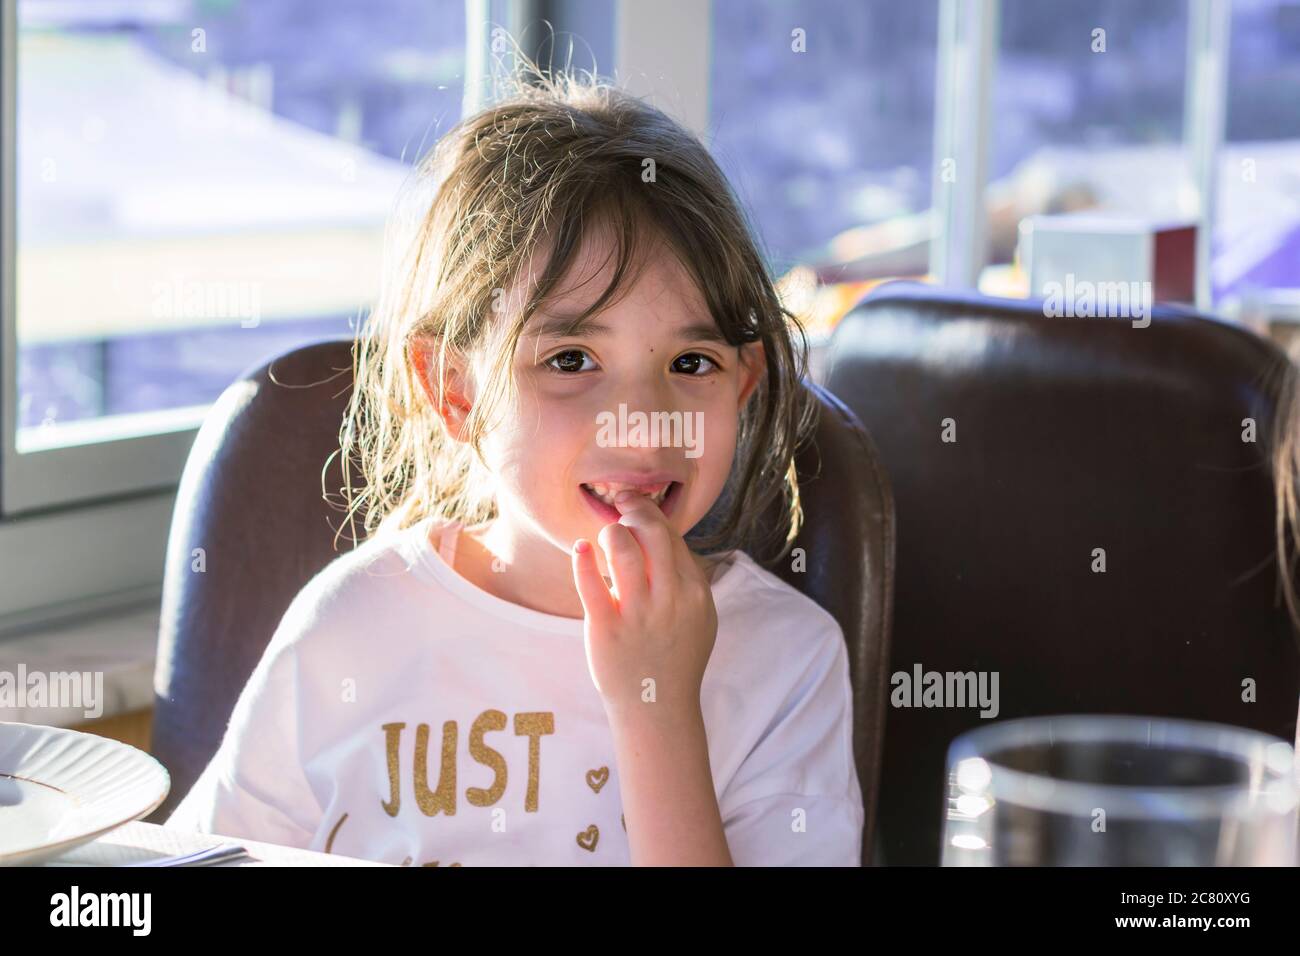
[529,312,731,345]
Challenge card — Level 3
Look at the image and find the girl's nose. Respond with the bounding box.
[619,383,681,447]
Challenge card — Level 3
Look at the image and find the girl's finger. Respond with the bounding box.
[611,493,677,591]
[597,521,649,609]
[571,538,618,630]
[675,539,708,587]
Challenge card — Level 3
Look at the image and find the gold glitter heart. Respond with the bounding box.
[586,766,609,793]
[576,824,599,852]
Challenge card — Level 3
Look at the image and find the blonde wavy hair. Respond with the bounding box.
[331,59,817,566]
[1273,354,1300,630]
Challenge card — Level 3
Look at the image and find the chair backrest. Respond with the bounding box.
[150,338,896,864]
[825,281,1300,865]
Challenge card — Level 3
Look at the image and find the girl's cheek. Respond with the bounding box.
[545,401,600,442]
[533,387,610,434]
[514,374,599,427]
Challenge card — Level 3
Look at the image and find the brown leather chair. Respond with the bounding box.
[149,337,896,865]
[826,281,1300,865]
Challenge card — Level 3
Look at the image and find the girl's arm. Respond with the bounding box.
[575,491,864,866]
[605,698,733,866]
[572,490,734,866]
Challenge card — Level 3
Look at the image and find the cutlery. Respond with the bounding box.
[121,843,251,867]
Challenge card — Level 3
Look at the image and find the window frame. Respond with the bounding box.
[612,0,710,140]
[930,0,998,288]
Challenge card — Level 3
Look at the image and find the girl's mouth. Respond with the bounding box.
[580,480,681,521]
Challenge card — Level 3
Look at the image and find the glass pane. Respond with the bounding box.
[1214,0,1300,307]
[708,0,939,339]
[16,0,466,449]
[984,0,1191,294]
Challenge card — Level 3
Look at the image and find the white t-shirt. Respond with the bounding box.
[167,516,865,866]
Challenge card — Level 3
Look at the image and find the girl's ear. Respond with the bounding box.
[736,340,766,409]
[409,334,475,442]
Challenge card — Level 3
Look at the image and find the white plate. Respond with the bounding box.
[0,721,170,866]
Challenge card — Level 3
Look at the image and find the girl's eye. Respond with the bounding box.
[545,348,597,374]
[671,353,720,376]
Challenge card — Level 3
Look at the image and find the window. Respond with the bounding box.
[707,0,939,338]
[5,0,466,512]
[1214,0,1300,315]
[5,0,1296,623]
[981,0,1192,294]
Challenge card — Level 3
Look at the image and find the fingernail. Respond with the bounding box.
[574,539,590,554]
[614,489,638,503]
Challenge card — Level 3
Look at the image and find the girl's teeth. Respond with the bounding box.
[585,482,671,506]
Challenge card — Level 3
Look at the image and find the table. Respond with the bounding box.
[40,820,391,867]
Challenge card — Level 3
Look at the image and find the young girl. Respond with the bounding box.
[167,65,865,866]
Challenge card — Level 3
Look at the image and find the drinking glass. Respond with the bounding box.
[941,714,1299,865]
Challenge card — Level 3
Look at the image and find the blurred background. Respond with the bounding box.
[1,0,1297,674]
[13,0,1299,446]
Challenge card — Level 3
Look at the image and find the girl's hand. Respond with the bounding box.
[570,490,719,721]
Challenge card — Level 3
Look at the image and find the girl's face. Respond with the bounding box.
[476,228,765,570]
